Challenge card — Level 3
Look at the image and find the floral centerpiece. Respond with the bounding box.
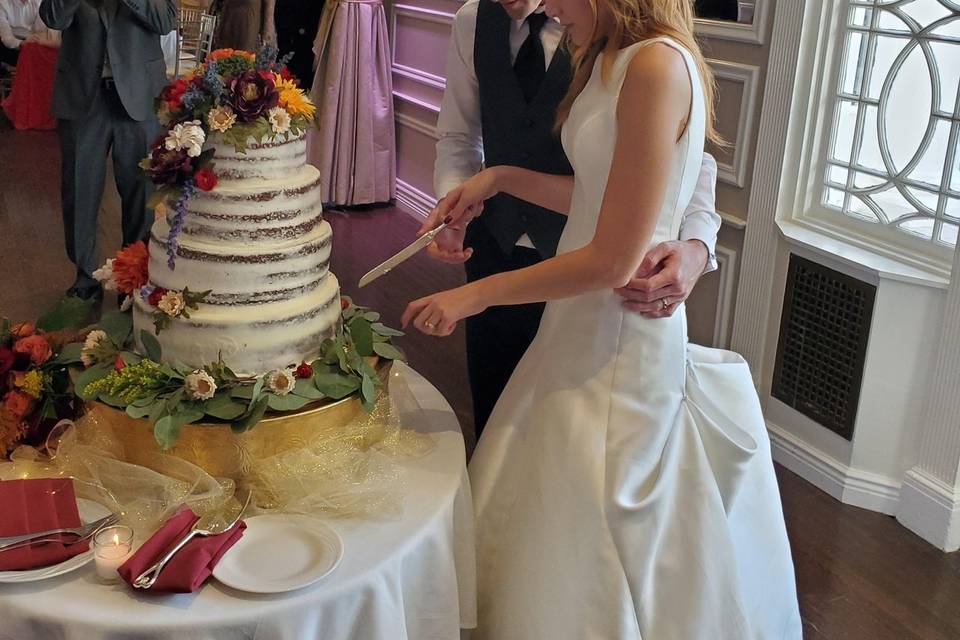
[0,299,96,456]
[141,45,317,270]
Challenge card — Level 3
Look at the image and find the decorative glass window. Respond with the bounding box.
[822,0,960,249]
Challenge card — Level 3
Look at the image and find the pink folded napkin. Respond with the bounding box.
[0,477,89,571]
[117,505,246,593]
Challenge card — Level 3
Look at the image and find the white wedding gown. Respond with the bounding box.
[468,38,803,639]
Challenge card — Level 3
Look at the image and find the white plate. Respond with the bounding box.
[212,514,343,594]
[0,498,112,583]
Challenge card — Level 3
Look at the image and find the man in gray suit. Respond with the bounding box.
[40,0,176,300]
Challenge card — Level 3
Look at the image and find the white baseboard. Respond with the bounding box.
[766,421,901,515]
[897,468,960,552]
[396,179,436,220]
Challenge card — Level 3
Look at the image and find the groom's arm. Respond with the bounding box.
[616,152,721,318]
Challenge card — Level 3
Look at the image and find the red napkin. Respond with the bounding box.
[117,505,246,593]
[0,477,89,571]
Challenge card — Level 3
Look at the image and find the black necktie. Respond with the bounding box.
[514,12,548,103]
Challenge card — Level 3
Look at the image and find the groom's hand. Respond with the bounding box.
[616,240,709,318]
[420,197,478,264]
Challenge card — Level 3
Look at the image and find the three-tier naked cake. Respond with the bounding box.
[133,132,341,375]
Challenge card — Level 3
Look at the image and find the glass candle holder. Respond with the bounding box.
[92,525,133,584]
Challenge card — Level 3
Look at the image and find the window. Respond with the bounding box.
[821,0,960,249]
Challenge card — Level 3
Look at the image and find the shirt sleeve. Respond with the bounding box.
[433,1,484,201]
[0,4,20,50]
[678,152,722,274]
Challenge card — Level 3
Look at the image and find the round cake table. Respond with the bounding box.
[0,363,477,640]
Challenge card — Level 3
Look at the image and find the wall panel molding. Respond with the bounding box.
[393,63,447,92]
[396,179,436,219]
[713,245,739,348]
[707,60,760,189]
[695,0,771,45]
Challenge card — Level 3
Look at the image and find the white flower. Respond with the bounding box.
[267,368,296,396]
[81,330,108,367]
[185,370,217,400]
[207,105,237,133]
[267,107,291,135]
[164,120,205,158]
[157,291,186,316]
[92,258,117,292]
[119,295,133,312]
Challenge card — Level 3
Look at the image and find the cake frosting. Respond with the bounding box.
[133,132,341,375]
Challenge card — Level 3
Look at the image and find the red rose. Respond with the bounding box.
[0,347,14,377]
[13,335,52,366]
[3,391,33,420]
[162,78,189,109]
[295,362,313,379]
[148,287,167,307]
[114,355,126,371]
[194,168,218,192]
[278,66,296,85]
[340,299,349,311]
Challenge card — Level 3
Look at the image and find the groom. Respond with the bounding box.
[426,0,722,435]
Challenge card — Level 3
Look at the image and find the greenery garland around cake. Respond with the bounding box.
[1,289,404,455]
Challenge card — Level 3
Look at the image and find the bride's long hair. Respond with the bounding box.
[555,0,721,144]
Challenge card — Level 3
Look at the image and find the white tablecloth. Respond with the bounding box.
[0,363,477,640]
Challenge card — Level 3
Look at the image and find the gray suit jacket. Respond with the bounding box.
[40,0,176,121]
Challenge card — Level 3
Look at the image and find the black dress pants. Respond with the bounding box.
[464,220,546,438]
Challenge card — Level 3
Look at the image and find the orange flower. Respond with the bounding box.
[13,335,52,366]
[112,241,150,295]
[0,407,27,457]
[209,48,237,61]
[9,323,34,339]
[2,390,33,420]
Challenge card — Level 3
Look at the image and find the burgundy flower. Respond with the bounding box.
[294,362,313,379]
[146,146,194,187]
[148,287,168,307]
[0,347,14,377]
[227,70,279,122]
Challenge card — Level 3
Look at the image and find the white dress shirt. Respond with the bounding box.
[0,0,43,50]
[435,0,721,270]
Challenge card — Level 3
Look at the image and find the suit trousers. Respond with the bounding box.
[58,79,154,288]
[464,220,546,438]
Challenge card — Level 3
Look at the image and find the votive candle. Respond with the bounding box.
[92,525,133,584]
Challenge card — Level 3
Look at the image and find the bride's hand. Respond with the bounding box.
[401,285,487,337]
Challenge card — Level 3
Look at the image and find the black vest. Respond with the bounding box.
[472,0,572,259]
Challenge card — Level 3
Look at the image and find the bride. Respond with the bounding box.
[402,0,802,637]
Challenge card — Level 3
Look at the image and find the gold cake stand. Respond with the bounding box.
[81,362,391,483]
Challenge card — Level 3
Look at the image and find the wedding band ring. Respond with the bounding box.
[661,298,669,310]
[424,321,435,329]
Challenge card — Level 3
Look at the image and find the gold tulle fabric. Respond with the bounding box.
[0,370,434,535]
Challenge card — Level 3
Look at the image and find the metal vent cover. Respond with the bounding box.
[771,254,876,440]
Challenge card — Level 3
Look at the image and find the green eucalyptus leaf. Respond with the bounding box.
[231,395,269,433]
[127,402,158,420]
[293,378,325,399]
[361,311,381,322]
[372,342,404,361]
[248,376,265,411]
[36,296,95,332]
[231,386,255,400]
[370,322,404,337]
[313,372,360,399]
[360,373,376,412]
[130,392,159,408]
[140,330,162,362]
[348,318,374,357]
[52,343,84,366]
[267,393,310,412]
[153,409,204,450]
[99,311,133,348]
[121,351,143,366]
[204,393,247,420]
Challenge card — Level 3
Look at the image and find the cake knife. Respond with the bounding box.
[358,221,449,288]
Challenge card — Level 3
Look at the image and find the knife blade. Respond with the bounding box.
[358,222,448,288]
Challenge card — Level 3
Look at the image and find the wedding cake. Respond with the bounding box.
[133,131,340,375]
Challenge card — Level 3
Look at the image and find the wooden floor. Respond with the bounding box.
[2,121,959,639]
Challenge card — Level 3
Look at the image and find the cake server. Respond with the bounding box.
[0,513,119,552]
[358,221,448,288]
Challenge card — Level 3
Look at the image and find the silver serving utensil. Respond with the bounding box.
[358,222,448,288]
[133,492,251,590]
[0,513,119,552]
